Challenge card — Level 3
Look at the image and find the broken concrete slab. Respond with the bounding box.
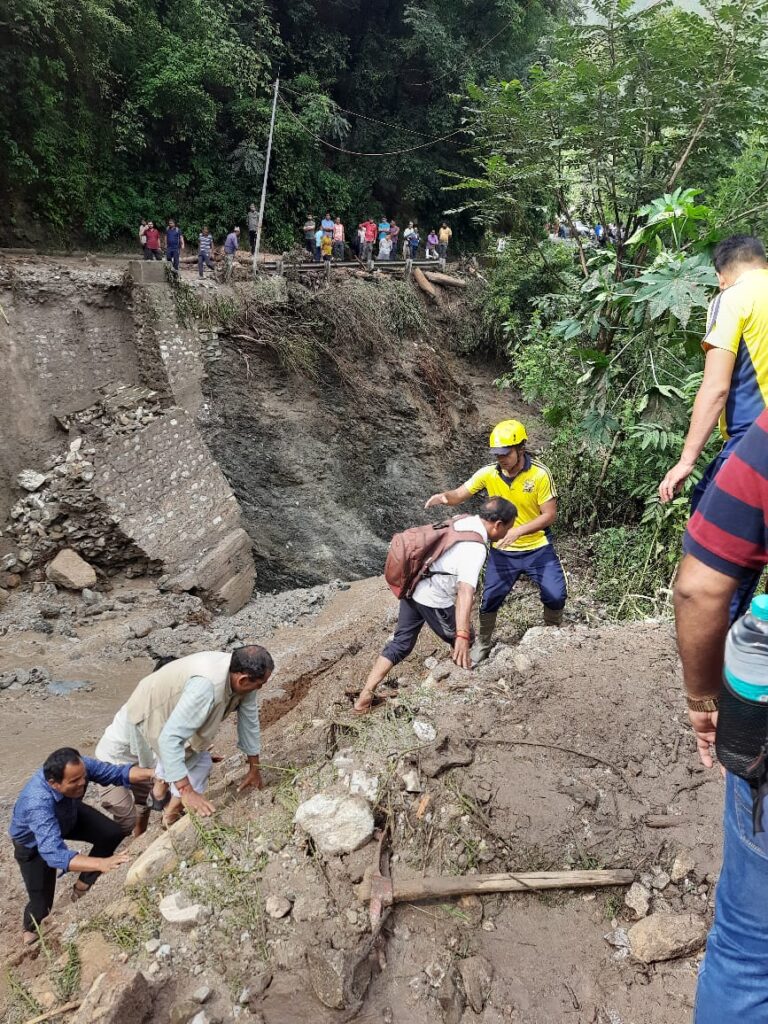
[127,259,168,285]
[46,547,97,589]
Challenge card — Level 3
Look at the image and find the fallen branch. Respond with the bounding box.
[412,266,439,303]
[22,1003,80,1024]
[424,271,466,289]
[644,815,691,829]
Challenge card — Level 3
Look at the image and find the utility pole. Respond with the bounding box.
[253,76,279,274]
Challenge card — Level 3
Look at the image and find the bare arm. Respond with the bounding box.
[499,499,556,547]
[425,485,472,509]
[452,582,475,669]
[674,553,737,767]
[659,348,735,502]
[68,851,130,874]
[128,766,154,785]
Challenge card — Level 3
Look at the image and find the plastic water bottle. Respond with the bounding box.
[717,595,768,779]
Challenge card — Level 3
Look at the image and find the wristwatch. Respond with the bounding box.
[686,695,719,712]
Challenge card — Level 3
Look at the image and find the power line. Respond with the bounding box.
[403,18,517,87]
[279,84,426,138]
[278,95,475,157]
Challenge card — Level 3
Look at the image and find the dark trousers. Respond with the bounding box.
[691,451,761,623]
[14,802,124,932]
[144,247,161,261]
[480,543,567,613]
[382,598,472,666]
[249,229,257,254]
[166,248,180,272]
[198,252,214,277]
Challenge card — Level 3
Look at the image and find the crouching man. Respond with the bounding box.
[9,747,154,943]
[353,497,517,714]
[124,646,273,826]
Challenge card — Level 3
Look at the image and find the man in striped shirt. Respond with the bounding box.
[674,408,768,1023]
[198,226,214,278]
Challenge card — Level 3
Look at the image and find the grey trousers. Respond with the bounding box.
[382,598,472,666]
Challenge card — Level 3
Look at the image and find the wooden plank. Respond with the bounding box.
[391,869,634,903]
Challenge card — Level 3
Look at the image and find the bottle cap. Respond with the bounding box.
[750,595,768,622]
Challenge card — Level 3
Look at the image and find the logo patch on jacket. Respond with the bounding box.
[523,480,535,493]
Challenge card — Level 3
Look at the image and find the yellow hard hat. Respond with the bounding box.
[489,419,527,452]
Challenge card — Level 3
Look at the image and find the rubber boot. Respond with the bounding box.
[471,611,498,666]
[543,606,563,627]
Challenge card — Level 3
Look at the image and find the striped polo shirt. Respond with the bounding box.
[198,233,214,255]
[684,409,768,578]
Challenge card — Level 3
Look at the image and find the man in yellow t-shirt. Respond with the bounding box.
[438,222,453,259]
[425,418,566,662]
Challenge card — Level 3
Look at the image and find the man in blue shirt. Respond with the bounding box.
[378,216,391,244]
[165,218,185,273]
[223,226,240,281]
[10,747,154,943]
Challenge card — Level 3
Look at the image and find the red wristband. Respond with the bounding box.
[455,631,471,640]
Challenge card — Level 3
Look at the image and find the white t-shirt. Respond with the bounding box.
[412,516,488,609]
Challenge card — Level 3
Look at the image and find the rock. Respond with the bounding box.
[82,587,99,604]
[144,938,161,954]
[650,869,671,891]
[432,663,452,682]
[39,601,61,619]
[624,882,651,920]
[192,986,212,1004]
[458,956,493,1014]
[294,793,374,855]
[245,969,273,1008]
[437,966,466,1024]
[424,656,438,670]
[306,949,351,1010]
[5,573,21,589]
[628,912,708,963]
[130,617,154,639]
[171,1001,201,1024]
[74,967,153,1023]
[401,769,422,793]
[125,814,200,887]
[189,1014,210,1024]
[159,891,207,927]
[512,651,535,674]
[413,719,437,743]
[0,587,8,607]
[17,469,47,492]
[265,895,292,919]
[671,850,696,883]
[347,769,379,802]
[46,548,97,590]
[421,733,475,778]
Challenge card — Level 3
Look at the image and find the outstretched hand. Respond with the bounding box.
[424,493,448,510]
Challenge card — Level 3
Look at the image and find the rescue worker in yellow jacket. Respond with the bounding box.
[425,419,567,662]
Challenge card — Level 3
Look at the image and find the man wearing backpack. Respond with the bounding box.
[425,418,566,664]
[352,497,516,715]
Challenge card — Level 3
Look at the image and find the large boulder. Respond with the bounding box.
[46,548,97,590]
[125,814,199,887]
[294,793,374,855]
[628,912,708,963]
[74,967,153,1023]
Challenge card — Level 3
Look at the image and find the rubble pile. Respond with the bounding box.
[5,432,153,575]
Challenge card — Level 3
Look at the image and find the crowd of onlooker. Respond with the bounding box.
[136,204,454,282]
[546,217,625,245]
[301,213,453,263]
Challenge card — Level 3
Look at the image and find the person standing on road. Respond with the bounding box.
[438,221,452,259]
[314,225,323,262]
[223,226,240,281]
[303,214,316,256]
[425,419,566,662]
[9,748,154,943]
[144,221,161,260]
[198,226,215,278]
[660,235,768,620]
[321,211,335,241]
[123,647,272,826]
[377,214,391,247]
[673,407,768,1023]
[332,216,345,260]
[248,203,259,255]
[388,219,400,261]
[165,218,184,274]
[408,223,420,259]
[361,217,377,260]
[353,498,517,715]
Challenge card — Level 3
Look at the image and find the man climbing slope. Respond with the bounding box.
[425,419,566,662]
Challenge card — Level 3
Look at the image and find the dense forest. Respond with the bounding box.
[0,0,563,247]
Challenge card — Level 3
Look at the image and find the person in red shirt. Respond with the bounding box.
[359,218,377,261]
[144,221,161,261]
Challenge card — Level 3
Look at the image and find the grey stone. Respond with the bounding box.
[46,548,97,590]
[17,469,47,492]
[628,912,708,963]
[130,617,154,639]
[624,882,651,920]
[244,970,272,1009]
[671,850,696,883]
[437,966,466,1024]
[651,869,671,891]
[170,1001,200,1024]
[144,939,161,954]
[191,986,211,1004]
[82,588,98,604]
[306,949,348,1010]
[159,891,207,927]
[265,894,292,919]
[294,793,374,855]
[73,967,153,1023]
[458,955,493,1014]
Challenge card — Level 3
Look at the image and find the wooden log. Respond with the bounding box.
[644,815,691,829]
[412,266,439,303]
[424,271,467,289]
[391,868,633,902]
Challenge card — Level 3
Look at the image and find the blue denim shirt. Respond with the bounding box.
[9,757,131,871]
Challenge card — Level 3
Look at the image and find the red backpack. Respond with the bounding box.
[384,516,486,599]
